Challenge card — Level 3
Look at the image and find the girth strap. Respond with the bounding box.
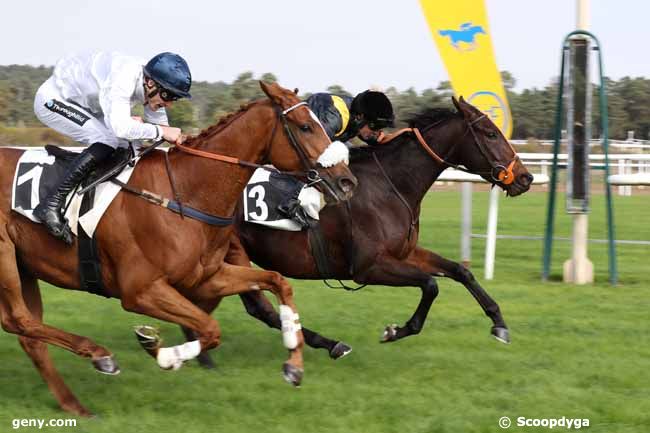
[110,178,233,226]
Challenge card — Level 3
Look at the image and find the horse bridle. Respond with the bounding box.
[413,114,519,185]
[277,102,323,184]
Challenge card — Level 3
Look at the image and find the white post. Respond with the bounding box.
[563,214,594,283]
[626,161,632,196]
[461,182,472,267]
[484,187,500,280]
[577,0,590,29]
[617,159,625,196]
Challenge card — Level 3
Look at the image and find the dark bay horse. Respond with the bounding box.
[188,96,533,366]
[0,81,356,415]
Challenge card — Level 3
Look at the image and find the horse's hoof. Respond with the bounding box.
[134,325,161,357]
[380,324,399,343]
[92,355,120,375]
[282,363,303,387]
[329,342,352,360]
[196,352,217,370]
[62,404,94,418]
[491,326,510,344]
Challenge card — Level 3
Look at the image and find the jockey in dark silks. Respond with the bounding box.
[306,90,395,145]
[277,90,394,222]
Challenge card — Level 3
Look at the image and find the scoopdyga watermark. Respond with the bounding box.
[499,416,590,429]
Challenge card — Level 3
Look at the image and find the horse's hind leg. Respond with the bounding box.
[407,246,509,343]
[182,290,351,371]
[0,233,117,373]
[222,235,350,360]
[17,271,92,416]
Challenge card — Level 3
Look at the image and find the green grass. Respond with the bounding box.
[0,190,648,433]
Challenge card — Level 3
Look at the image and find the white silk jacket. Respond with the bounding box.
[52,51,168,140]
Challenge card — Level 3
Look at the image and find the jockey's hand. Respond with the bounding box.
[161,126,184,145]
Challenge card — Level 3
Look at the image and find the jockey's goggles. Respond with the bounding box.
[158,87,181,102]
[367,118,393,131]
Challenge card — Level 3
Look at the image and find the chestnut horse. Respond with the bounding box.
[0,81,356,415]
[187,96,534,367]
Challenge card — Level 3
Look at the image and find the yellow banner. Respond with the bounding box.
[419,0,512,138]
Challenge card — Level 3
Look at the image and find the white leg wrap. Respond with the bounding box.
[156,340,201,370]
[317,141,349,167]
[279,304,302,350]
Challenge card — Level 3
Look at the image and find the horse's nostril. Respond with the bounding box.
[339,177,357,193]
[519,173,534,186]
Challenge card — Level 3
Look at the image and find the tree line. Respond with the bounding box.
[1,65,649,141]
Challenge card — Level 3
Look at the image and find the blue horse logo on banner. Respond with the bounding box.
[438,22,486,51]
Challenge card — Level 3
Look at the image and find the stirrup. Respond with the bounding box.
[48,221,74,245]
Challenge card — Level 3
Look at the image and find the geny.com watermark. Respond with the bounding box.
[499,416,590,429]
[11,419,77,430]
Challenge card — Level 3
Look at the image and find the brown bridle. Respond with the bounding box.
[380,114,519,185]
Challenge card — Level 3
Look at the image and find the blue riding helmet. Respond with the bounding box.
[144,52,192,99]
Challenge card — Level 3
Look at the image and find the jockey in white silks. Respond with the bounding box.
[32,51,192,244]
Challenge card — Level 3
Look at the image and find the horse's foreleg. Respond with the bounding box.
[224,234,350,360]
[121,278,222,371]
[180,298,223,370]
[200,264,305,386]
[353,254,437,343]
[408,246,509,343]
[0,235,116,374]
[17,271,93,417]
[239,291,352,359]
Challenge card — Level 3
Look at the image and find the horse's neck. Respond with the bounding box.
[169,108,273,218]
[367,138,444,211]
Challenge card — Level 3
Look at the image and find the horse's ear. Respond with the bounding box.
[294,88,299,95]
[451,95,462,113]
[260,81,282,104]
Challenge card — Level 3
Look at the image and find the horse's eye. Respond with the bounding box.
[487,131,497,139]
[300,124,311,132]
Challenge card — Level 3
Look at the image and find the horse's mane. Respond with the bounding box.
[183,100,263,147]
[406,107,459,130]
[349,139,405,162]
[349,107,460,162]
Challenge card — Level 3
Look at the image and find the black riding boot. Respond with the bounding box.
[277,194,310,229]
[33,143,112,244]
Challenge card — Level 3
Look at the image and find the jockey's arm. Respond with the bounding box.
[100,64,164,142]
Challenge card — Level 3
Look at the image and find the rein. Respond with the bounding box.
[372,152,417,242]
[380,115,518,185]
[173,101,320,180]
[114,100,324,226]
